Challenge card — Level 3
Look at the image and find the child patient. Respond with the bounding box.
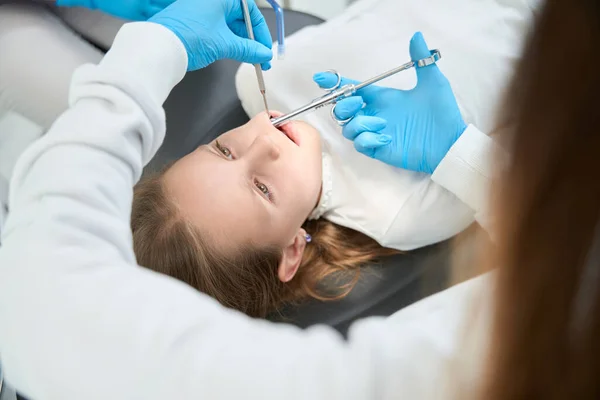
[131,112,474,317]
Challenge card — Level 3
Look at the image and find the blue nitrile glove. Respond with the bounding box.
[55,0,175,21]
[149,0,272,71]
[313,32,466,174]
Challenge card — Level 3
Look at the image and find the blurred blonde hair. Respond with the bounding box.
[131,169,398,317]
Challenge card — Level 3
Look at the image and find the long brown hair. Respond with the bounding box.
[131,170,398,318]
[483,0,600,397]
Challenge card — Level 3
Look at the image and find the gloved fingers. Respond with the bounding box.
[144,5,165,18]
[246,1,273,51]
[313,72,380,100]
[228,21,272,70]
[354,131,392,156]
[145,0,176,18]
[334,97,364,120]
[224,33,273,65]
[149,0,176,9]
[229,12,273,52]
[409,32,444,85]
[342,115,387,141]
[313,71,357,89]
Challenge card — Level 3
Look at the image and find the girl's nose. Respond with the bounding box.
[247,133,280,163]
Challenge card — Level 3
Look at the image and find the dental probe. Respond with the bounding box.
[241,0,270,113]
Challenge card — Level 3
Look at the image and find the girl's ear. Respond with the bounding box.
[277,229,307,283]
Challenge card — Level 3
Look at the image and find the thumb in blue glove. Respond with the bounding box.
[56,0,175,21]
[150,0,273,71]
[313,32,466,174]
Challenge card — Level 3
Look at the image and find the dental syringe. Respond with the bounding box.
[271,50,441,128]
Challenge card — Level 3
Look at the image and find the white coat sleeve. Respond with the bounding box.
[0,21,481,400]
[431,125,501,232]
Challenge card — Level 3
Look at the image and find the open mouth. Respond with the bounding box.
[269,111,300,146]
[277,122,300,146]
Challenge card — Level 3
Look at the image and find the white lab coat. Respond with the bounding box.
[0,22,497,400]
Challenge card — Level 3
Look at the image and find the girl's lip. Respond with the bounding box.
[268,111,300,146]
[278,122,300,146]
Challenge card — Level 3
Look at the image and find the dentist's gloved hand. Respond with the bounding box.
[55,0,175,21]
[150,0,272,71]
[313,32,466,174]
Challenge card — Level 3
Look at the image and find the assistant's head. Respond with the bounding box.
[131,112,323,316]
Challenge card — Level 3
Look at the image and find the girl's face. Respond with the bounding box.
[163,112,323,252]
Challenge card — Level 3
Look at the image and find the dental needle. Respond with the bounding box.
[241,0,270,113]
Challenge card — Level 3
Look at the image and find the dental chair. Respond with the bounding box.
[147,7,454,337]
[1,9,454,400]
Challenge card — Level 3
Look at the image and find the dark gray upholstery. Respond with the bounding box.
[146,8,452,336]
[270,242,451,334]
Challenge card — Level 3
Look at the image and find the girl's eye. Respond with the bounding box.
[215,140,233,160]
[255,179,273,201]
